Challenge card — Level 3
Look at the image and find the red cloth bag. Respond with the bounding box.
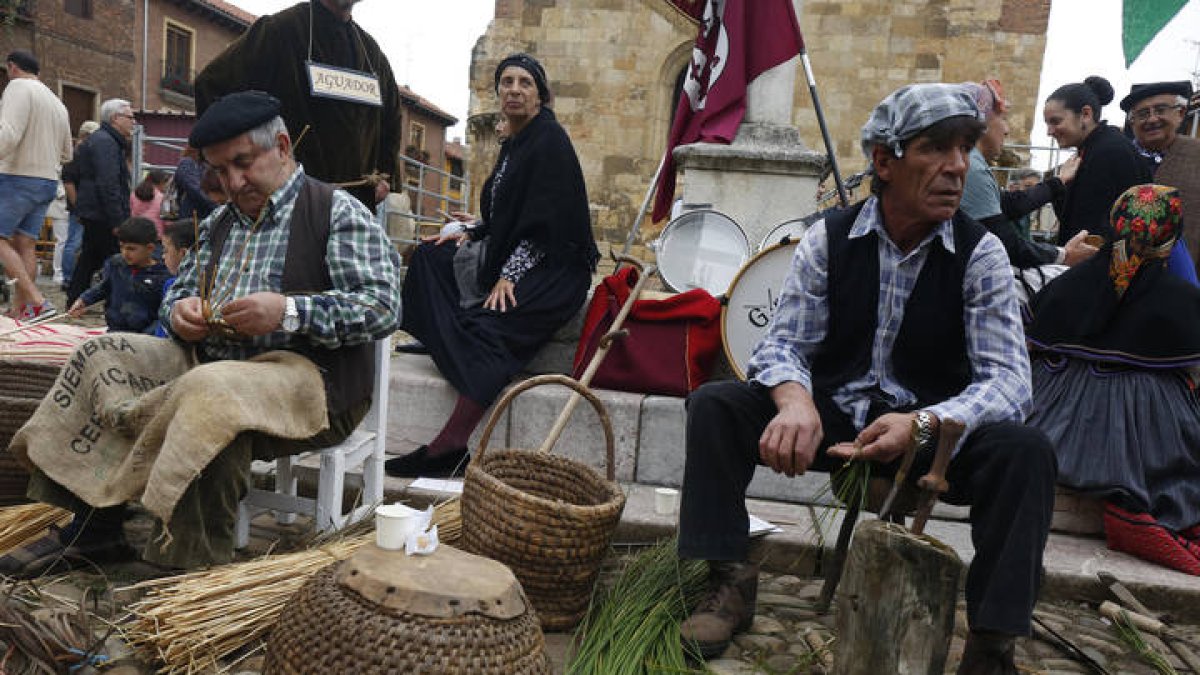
[572,266,722,397]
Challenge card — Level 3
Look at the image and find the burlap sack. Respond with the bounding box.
[9,334,328,525]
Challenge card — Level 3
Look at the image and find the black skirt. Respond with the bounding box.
[401,241,590,406]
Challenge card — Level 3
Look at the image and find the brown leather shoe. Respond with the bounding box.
[680,561,758,659]
[957,631,1018,675]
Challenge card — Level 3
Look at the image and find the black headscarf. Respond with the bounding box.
[494,53,551,105]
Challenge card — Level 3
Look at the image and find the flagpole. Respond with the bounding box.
[798,45,849,208]
[620,155,667,256]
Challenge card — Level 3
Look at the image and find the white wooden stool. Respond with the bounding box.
[235,338,390,548]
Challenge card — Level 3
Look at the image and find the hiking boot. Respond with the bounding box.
[680,561,758,659]
[0,514,134,579]
[957,631,1018,675]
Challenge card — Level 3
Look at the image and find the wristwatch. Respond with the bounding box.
[911,410,936,453]
[282,296,300,332]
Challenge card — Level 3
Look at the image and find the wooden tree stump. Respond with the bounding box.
[833,519,963,675]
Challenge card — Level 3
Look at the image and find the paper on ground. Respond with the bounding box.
[409,477,464,494]
[748,514,782,537]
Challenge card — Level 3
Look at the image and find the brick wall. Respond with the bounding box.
[134,0,247,112]
[0,0,137,127]
[468,0,1052,246]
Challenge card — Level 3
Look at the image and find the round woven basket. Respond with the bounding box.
[461,374,626,631]
[266,544,550,674]
[0,360,60,506]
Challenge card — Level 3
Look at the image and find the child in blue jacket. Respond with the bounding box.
[68,217,170,333]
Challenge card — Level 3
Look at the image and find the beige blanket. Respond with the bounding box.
[9,334,328,525]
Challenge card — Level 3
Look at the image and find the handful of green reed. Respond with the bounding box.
[567,538,709,674]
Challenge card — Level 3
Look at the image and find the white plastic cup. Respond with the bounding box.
[654,487,679,516]
[375,504,421,550]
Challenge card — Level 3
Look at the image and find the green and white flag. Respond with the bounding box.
[1123,0,1189,66]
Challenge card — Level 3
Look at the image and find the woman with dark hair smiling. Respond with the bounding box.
[387,53,598,478]
[1043,75,1151,245]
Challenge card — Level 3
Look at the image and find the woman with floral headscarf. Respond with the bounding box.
[1027,184,1200,575]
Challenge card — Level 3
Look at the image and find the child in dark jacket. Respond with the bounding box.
[153,219,196,337]
[68,217,170,333]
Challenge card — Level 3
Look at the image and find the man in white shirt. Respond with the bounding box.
[0,50,73,320]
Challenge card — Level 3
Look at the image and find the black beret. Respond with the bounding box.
[189,90,282,148]
[1120,81,1193,112]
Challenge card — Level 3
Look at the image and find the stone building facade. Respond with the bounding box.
[466,0,1051,245]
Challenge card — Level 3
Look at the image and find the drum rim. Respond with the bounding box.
[655,209,749,294]
[720,240,800,381]
[758,211,827,252]
[758,219,809,253]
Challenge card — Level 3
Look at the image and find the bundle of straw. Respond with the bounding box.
[121,500,462,674]
[122,534,372,673]
[0,503,72,556]
[567,539,708,674]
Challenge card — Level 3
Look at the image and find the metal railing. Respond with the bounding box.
[397,153,469,223]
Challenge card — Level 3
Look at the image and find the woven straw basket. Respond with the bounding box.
[0,360,60,506]
[266,544,550,674]
[460,374,626,631]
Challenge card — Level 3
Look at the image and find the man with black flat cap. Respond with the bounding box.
[0,91,402,575]
[1122,81,1200,273]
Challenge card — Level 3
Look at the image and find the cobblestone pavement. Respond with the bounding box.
[684,571,1200,675]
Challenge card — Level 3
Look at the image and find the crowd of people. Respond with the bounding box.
[1,1,1199,673]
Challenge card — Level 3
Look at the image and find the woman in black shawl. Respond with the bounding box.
[387,53,598,478]
[1027,184,1200,575]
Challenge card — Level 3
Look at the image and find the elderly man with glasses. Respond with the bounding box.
[67,99,137,307]
[1121,81,1200,275]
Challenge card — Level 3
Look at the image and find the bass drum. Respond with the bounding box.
[651,209,749,296]
[721,240,800,380]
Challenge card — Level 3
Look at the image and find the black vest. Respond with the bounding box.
[810,202,986,408]
[205,176,373,414]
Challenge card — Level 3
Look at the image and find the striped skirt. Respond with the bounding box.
[1028,354,1200,532]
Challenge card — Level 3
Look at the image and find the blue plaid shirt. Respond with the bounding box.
[747,197,1031,446]
[161,165,402,358]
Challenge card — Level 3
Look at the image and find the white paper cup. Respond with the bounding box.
[375,504,421,550]
[654,487,679,516]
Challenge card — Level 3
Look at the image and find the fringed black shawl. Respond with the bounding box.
[475,107,598,288]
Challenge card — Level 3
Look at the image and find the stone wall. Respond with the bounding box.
[467,0,1051,247]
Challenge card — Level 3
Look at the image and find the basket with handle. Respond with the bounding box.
[0,360,61,506]
[460,373,626,631]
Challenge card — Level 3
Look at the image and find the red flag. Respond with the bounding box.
[652,0,804,222]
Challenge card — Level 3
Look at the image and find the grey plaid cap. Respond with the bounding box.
[860,83,982,160]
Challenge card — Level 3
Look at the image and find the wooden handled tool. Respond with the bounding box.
[910,418,963,535]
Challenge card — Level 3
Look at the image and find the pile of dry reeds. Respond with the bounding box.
[121,499,461,674]
[0,504,72,555]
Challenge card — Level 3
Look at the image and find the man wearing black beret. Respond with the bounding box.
[1122,81,1200,274]
[195,0,401,209]
[0,91,403,575]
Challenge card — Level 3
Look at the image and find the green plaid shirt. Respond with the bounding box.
[162,165,402,359]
